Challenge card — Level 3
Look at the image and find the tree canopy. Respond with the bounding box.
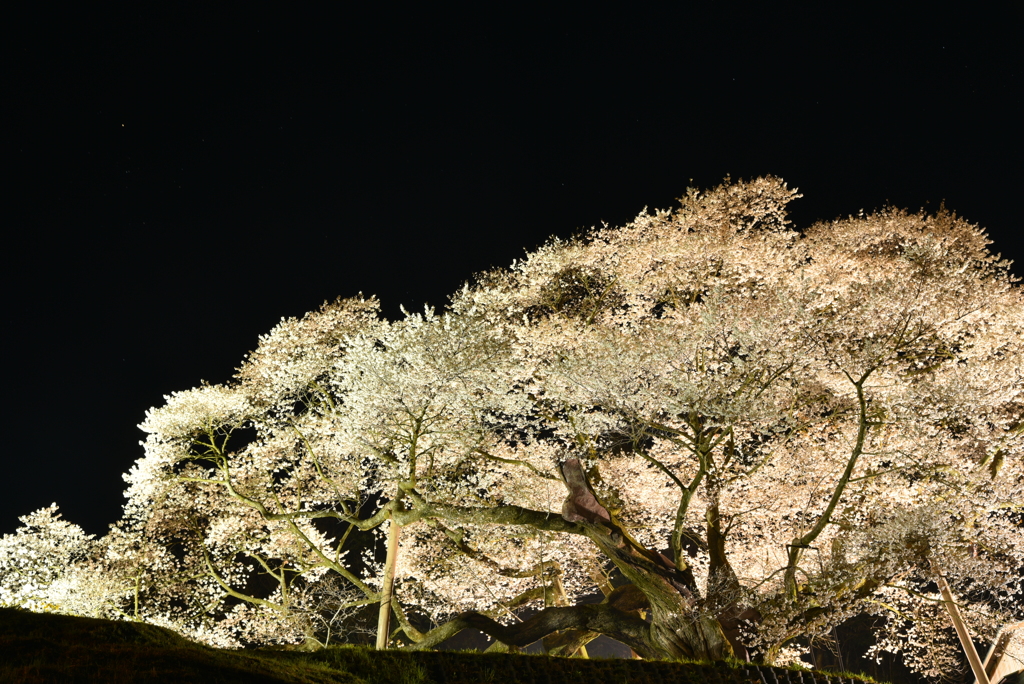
[3,178,1021,679]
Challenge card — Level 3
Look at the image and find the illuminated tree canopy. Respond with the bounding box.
[3,178,1021,679]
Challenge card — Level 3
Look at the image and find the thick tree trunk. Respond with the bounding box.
[560,458,735,661]
[705,499,757,661]
[403,459,741,661]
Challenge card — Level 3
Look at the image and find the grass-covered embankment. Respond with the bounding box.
[0,607,885,683]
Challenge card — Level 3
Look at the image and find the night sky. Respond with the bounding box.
[7,6,1022,541]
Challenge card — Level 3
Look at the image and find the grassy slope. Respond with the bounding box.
[0,607,884,684]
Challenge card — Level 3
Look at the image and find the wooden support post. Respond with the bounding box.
[936,574,989,684]
[375,517,401,650]
[978,621,1024,684]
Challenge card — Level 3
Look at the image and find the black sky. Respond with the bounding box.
[6,7,1022,537]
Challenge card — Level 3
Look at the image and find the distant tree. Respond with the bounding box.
[0,505,102,615]
[5,179,1021,679]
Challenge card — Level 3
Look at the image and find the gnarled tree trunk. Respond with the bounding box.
[559,458,735,661]
[403,459,744,661]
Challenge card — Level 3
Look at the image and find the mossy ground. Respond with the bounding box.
[0,607,885,684]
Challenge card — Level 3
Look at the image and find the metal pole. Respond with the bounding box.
[375,517,401,650]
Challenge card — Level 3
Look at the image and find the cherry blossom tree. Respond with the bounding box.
[0,505,115,617]
[427,178,1022,671]
[4,178,1020,678]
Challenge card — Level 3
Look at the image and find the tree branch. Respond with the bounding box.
[398,490,589,536]
[405,603,655,658]
[785,373,872,598]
